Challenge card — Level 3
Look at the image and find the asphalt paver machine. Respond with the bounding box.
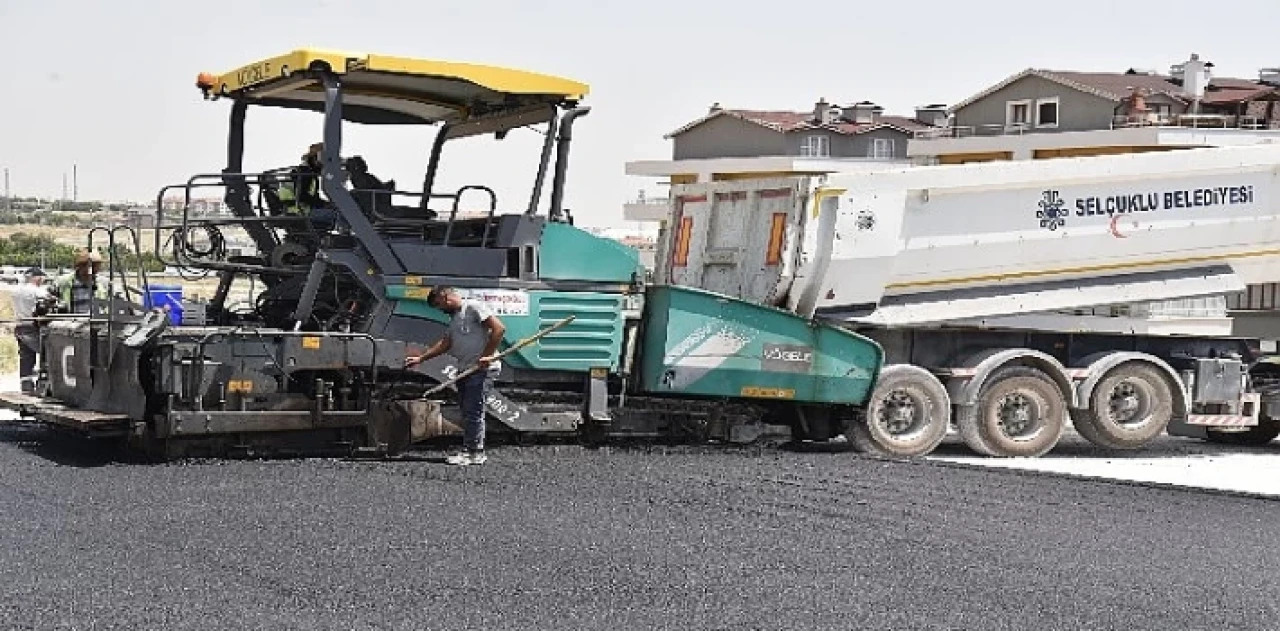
[0,49,883,459]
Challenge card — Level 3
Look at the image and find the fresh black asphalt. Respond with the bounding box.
[2,423,1279,630]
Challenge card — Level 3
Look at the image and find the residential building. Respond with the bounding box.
[910,53,1280,165]
[160,196,228,215]
[668,99,945,162]
[122,207,156,229]
[625,98,947,223]
[621,189,670,223]
[906,53,1280,343]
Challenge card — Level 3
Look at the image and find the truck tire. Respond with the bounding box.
[1073,363,1173,450]
[848,365,950,457]
[958,366,1065,458]
[1205,416,1280,446]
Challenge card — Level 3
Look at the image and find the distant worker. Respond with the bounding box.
[345,155,395,217]
[344,155,428,219]
[346,155,395,192]
[52,249,105,315]
[404,286,505,466]
[10,268,51,393]
[279,142,339,230]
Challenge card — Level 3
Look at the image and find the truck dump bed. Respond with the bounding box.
[656,145,1280,328]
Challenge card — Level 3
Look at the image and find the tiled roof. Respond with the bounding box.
[1201,84,1279,104]
[1039,71,1189,101]
[665,107,932,139]
[951,68,1278,112]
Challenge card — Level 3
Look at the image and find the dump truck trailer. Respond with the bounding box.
[655,145,1280,456]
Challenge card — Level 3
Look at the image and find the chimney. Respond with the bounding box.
[1174,53,1212,100]
[709,102,723,114]
[813,97,830,123]
[844,101,882,124]
[811,98,841,125]
[914,104,949,127]
[1124,87,1150,114]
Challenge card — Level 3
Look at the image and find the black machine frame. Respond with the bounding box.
[0,61,619,459]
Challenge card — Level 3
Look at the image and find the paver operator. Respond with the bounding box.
[279,142,340,230]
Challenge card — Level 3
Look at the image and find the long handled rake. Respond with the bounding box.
[418,314,576,399]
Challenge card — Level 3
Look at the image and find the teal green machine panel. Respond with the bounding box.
[538,222,645,283]
[639,285,884,406]
[389,287,626,372]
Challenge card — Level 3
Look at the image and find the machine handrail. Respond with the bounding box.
[85,223,153,368]
[442,185,499,246]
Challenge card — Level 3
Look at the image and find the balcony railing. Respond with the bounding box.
[913,114,1280,139]
[1110,113,1275,129]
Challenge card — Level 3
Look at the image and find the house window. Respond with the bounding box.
[800,135,829,157]
[869,138,896,159]
[1035,97,1060,128]
[1006,99,1031,128]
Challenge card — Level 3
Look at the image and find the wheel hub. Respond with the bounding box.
[877,390,926,439]
[1107,381,1149,427]
[997,392,1040,437]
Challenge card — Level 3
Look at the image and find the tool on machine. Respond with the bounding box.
[416,314,577,399]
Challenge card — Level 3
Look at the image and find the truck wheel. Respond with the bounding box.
[1074,363,1173,450]
[958,366,1065,457]
[1205,416,1280,446]
[849,365,950,457]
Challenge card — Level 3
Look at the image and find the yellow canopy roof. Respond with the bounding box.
[196,49,589,125]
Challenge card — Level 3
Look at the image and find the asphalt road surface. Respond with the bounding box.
[2,423,1280,630]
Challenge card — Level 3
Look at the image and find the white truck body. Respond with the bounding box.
[656,144,1280,330]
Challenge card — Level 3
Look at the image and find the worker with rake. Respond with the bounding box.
[405,286,505,466]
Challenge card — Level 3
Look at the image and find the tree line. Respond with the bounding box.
[0,211,107,228]
[0,232,164,272]
[0,197,132,213]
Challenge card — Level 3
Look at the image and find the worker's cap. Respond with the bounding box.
[24,267,45,278]
[74,249,104,266]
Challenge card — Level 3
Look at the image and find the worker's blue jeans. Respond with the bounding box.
[14,325,37,392]
[457,367,497,452]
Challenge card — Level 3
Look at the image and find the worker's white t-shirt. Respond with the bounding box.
[448,299,501,371]
[9,283,50,321]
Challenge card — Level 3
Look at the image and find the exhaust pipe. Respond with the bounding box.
[548,106,591,221]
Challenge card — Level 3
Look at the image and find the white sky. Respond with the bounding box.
[2,0,1278,228]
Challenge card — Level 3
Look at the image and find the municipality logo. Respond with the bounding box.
[1036,190,1067,231]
